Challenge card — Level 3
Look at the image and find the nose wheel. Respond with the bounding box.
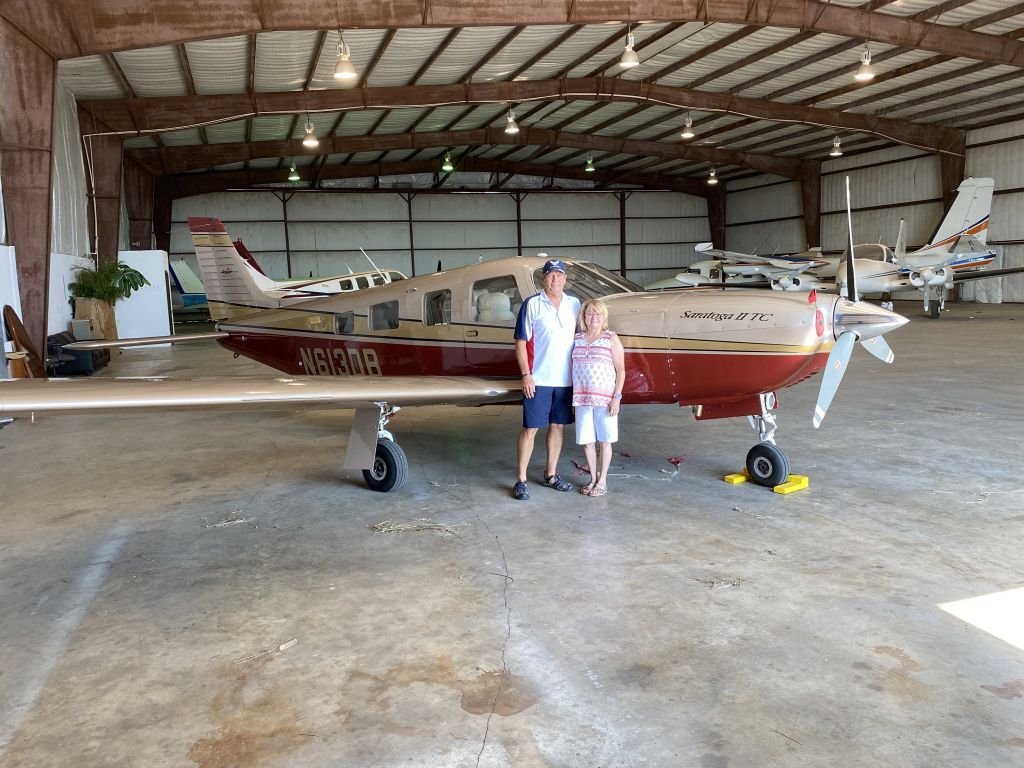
[745,443,790,487]
[745,392,790,487]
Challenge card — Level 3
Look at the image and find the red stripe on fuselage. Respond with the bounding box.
[218,333,828,406]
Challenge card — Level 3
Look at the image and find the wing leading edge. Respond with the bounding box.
[0,375,523,416]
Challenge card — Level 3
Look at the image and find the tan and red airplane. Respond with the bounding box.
[0,214,907,492]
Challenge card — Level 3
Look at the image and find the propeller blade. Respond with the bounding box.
[845,177,859,302]
[813,331,857,429]
[860,335,894,364]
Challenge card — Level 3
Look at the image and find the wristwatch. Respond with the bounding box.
[613,393,622,399]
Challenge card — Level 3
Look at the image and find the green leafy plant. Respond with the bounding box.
[68,261,150,305]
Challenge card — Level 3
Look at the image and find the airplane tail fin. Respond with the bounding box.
[188,217,281,321]
[922,177,994,252]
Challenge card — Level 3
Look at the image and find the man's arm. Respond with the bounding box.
[515,339,535,398]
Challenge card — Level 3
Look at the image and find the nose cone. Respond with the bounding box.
[833,298,908,341]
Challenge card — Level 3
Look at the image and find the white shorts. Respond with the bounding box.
[575,405,618,444]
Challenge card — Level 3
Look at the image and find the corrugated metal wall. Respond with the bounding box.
[170,190,709,287]
[724,120,1024,302]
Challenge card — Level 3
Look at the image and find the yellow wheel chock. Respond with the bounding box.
[722,468,809,494]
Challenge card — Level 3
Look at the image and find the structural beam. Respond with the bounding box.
[82,77,965,156]
[126,126,817,180]
[154,157,713,199]
[8,1,1024,69]
[78,107,123,265]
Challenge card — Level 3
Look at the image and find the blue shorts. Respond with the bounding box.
[523,386,574,428]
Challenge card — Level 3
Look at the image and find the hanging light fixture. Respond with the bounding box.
[854,43,875,82]
[302,116,319,148]
[620,25,639,70]
[334,30,357,81]
[505,106,519,135]
[287,163,300,182]
[829,136,843,157]
[584,153,596,172]
[441,152,454,172]
[680,112,695,140]
[706,167,718,185]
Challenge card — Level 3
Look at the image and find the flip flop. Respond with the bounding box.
[580,483,596,496]
[589,485,607,497]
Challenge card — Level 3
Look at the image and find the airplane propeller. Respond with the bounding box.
[813,177,906,428]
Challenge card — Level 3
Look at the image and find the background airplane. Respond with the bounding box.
[0,212,908,493]
[649,177,1019,318]
[833,177,1024,317]
[645,243,834,291]
[232,240,408,304]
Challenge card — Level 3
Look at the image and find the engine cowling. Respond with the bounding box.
[910,268,950,288]
[909,270,925,287]
[770,275,803,291]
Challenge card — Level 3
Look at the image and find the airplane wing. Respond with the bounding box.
[952,265,1024,282]
[0,375,522,416]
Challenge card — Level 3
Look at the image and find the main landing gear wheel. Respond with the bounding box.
[746,443,791,487]
[363,439,409,492]
[929,302,941,319]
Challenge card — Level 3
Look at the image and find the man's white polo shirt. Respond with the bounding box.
[514,291,581,387]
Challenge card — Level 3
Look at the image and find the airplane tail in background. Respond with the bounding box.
[189,217,280,321]
[921,177,994,252]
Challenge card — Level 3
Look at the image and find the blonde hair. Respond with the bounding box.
[577,298,609,332]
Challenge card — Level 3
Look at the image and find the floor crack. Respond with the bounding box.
[475,516,513,767]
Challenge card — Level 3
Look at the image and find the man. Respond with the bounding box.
[512,259,581,500]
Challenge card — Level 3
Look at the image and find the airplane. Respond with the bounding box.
[169,241,409,317]
[645,243,835,292]
[0,202,908,494]
[231,239,408,305]
[648,178,1020,317]
[833,177,1017,318]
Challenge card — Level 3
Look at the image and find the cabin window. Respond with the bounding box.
[334,311,355,335]
[471,276,521,323]
[709,268,721,280]
[387,271,405,282]
[355,275,370,289]
[371,273,389,286]
[369,300,400,330]
[424,289,451,326]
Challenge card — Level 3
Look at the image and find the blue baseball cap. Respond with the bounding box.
[542,259,567,274]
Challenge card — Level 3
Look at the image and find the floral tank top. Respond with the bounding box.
[571,330,616,407]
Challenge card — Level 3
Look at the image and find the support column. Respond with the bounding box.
[123,158,155,249]
[798,162,822,249]
[618,191,627,277]
[706,188,726,249]
[0,17,55,355]
[78,108,123,264]
[153,188,173,254]
[939,136,967,210]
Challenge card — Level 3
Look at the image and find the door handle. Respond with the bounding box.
[466,330,479,337]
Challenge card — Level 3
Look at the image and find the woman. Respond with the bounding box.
[571,298,625,497]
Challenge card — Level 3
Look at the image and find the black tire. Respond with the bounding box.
[362,440,409,492]
[929,302,940,319]
[746,443,791,487]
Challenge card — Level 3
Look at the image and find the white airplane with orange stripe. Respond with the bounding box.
[834,177,1019,318]
[0,191,908,493]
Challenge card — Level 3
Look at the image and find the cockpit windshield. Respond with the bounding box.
[532,262,642,300]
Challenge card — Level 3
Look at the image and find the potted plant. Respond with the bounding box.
[68,261,150,341]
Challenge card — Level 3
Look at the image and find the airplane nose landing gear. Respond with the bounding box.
[746,443,790,487]
[745,392,790,487]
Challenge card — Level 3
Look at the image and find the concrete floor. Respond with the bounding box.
[1,301,1022,768]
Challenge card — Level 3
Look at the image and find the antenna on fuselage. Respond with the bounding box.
[359,247,388,283]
